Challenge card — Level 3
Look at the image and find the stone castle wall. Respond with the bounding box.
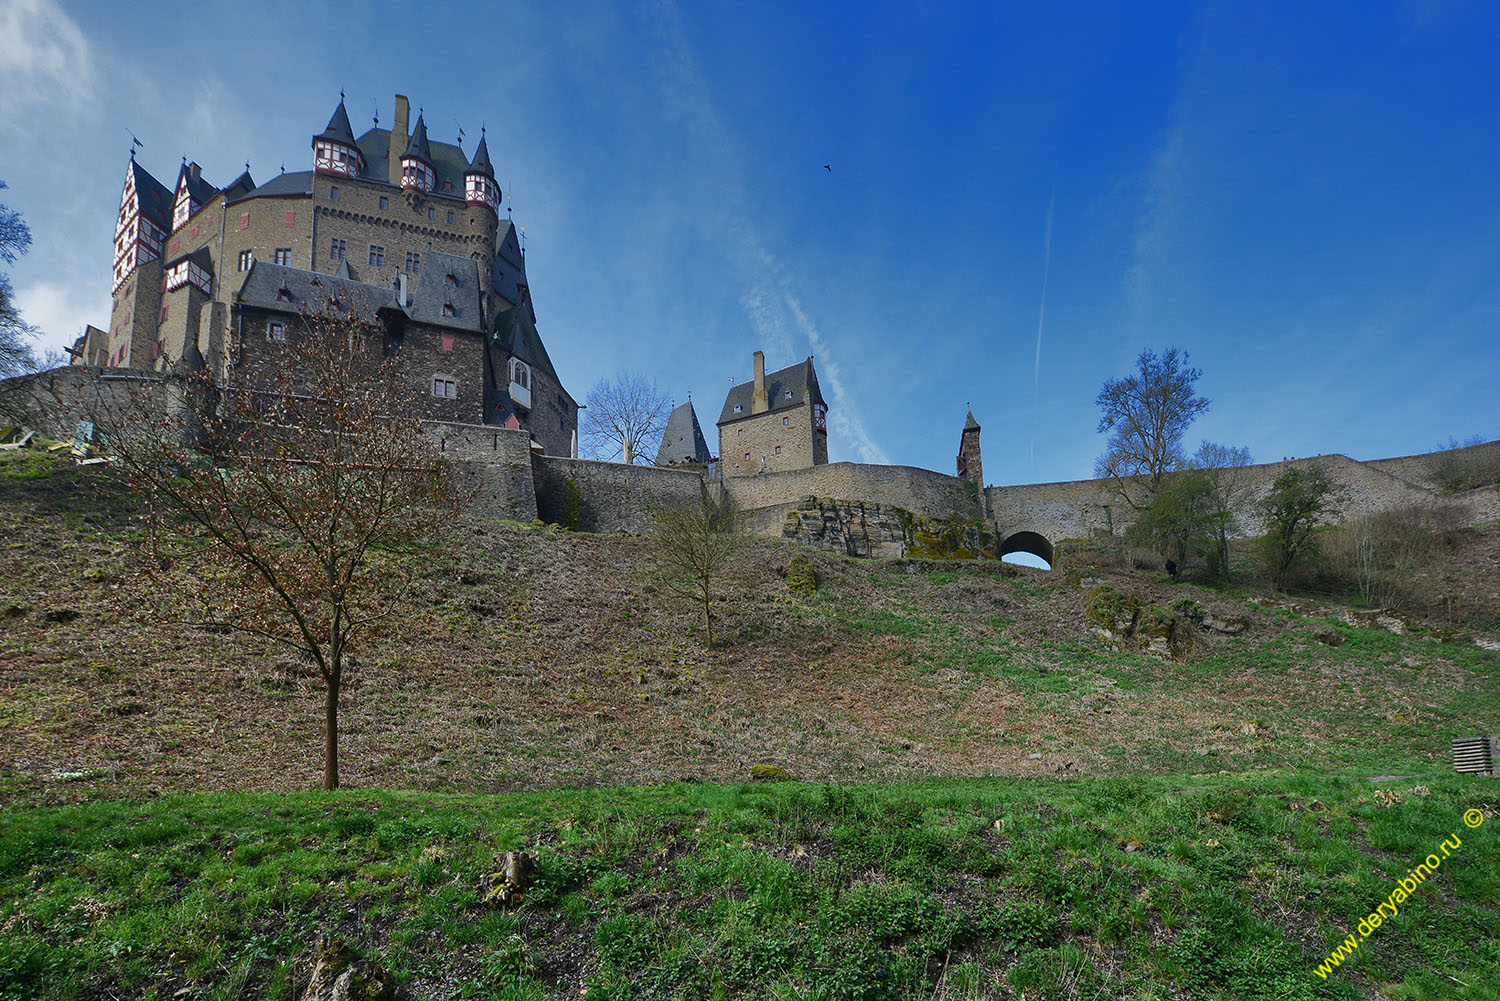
[722,461,982,528]
[533,456,706,533]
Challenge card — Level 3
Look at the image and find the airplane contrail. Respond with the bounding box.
[1034,189,1055,397]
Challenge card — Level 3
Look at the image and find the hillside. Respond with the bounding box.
[3,451,1500,1000]
[2,451,1499,803]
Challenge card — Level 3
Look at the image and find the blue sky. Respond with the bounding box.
[1,0,1496,485]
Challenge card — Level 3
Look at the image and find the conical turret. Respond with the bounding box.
[400,111,435,192]
[312,94,363,177]
[465,128,500,216]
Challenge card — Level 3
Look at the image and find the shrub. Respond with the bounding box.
[560,477,582,530]
[1323,502,1466,608]
[1425,436,1500,494]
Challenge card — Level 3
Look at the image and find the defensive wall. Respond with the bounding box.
[6,366,1497,560]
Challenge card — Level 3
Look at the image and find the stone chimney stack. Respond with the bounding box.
[751,350,768,414]
[388,95,410,186]
[187,162,201,183]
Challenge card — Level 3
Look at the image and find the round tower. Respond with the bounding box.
[312,94,363,178]
[464,128,500,218]
[400,112,435,193]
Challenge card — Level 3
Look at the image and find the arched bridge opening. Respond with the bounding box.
[1000,530,1054,570]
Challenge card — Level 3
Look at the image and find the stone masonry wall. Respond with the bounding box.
[724,461,983,530]
[717,401,819,477]
[422,422,537,522]
[533,456,707,533]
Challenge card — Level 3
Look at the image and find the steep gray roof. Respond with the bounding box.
[656,401,711,465]
[717,357,826,426]
[468,130,494,177]
[492,305,562,388]
[176,162,217,207]
[231,170,312,203]
[407,252,484,332]
[236,259,482,335]
[491,219,528,306]
[315,98,358,147]
[220,169,256,201]
[403,114,432,163]
[964,410,980,431]
[165,246,215,273]
[352,128,468,201]
[129,160,173,230]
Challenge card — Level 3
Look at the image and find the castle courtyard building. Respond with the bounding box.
[716,351,828,476]
[81,92,577,454]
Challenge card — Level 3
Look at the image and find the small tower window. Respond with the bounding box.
[238,249,253,272]
[268,321,285,341]
[379,196,389,210]
[737,428,743,437]
[329,186,339,201]
[277,286,292,302]
[782,415,789,425]
[744,452,751,461]
[775,445,782,455]
[446,273,457,286]
[447,210,455,224]
[428,207,435,220]
[733,404,742,414]
[512,362,529,388]
[442,304,455,317]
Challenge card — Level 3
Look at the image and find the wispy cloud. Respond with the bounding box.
[1034,188,1054,395]
[1125,121,1186,332]
[16,278,110,351]
[0,0,96,134]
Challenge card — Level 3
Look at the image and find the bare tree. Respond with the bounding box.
[0,179,42,380]
[649,490,745,648]
[582,372,670,464]
[1190,441,1254,575]
[1094,347,1210,509]
[104,308,458,789]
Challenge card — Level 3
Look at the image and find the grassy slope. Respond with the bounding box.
[2,776,1498,1000]
[3,450,1500,998]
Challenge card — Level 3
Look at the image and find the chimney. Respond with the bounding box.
[389,94,410,186]
[751,350,768,414]
[187,162,201,183]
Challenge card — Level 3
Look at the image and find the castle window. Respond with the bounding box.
[268,321,285,341]
[446,273,457,287]
[443,302,455,317]
[775,446,782,455]
[432,375,457,399]
[406,252,420,274]
[782,415,789,425]
[379,196,388,210]
[745,452,751,461]
[237,249,253,272]
[329,238,347,261]
[733,404,742,413]
[447,210,454,224]
[369,245,384,267]
[239,212,249,230]
[737,428,743,437]
[512,362,528,388]
[277,287,291,302]
[274,247,291,266]
[441,331,454,350]
[330,186,339,201]
[428,207,436,221]
[784,389,793,398]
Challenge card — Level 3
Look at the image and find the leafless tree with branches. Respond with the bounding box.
[648,490,745,648]
[581,372,671,464]
[1094,347,1210,509]
[103,306,459,789]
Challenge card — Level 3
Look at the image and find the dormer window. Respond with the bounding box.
[446,273,457,287]
[442,304,454,317]
[733,404,742,414]
[277,286,292,303]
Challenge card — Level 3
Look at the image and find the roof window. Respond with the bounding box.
[277,286,292,302]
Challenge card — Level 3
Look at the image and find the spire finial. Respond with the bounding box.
[340,87,345,101]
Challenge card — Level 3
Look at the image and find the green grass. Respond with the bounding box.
[2,774,1497,999]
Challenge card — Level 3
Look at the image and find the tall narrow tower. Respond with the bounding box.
[957,410,983,488]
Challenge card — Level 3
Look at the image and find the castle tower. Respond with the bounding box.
[400,112,435,193]
[957,410,983,488]
[312,95,364,178]
[465,129,500,218]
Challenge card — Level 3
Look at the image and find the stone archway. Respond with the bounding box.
[1000,530,1054,568]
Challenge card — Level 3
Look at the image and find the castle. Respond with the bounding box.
[72,92,578,456]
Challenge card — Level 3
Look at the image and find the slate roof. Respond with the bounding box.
[964,410,980,431]
[407,252,484,333]
[717,357,825,425]
[220,169,256,202]
[315,98,359,147]
[165,246,215,273]
[129,160,173,231]
[656,401,711,465]
[236,258,483,334]
[352,128,469,202]
[176,162,218,207]
[468,131,494,177]
[490,220,528,307]
[230,170,313,203]
[492,305,564,389]
[403,114,432,163]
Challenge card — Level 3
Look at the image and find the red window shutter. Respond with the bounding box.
[441,333,454,352]
[191,223,199,238]
[171,239,180,253]
[240,213,250,230]
[284,211,295,227]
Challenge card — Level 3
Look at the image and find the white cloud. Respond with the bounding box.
[0,0,97,131]
[15,278,110,353]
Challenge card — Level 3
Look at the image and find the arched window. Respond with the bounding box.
[513,361,528,389]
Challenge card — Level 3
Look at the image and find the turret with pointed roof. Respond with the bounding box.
[400,112,435,192]
[312,95,363,177]
[656,401,712,466]
[465,128,500,217]
[957,410,983,489]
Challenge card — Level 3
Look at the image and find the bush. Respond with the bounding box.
[561,477,582,530]
[1323,502,1466,608]
[1426,436,1500,494]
